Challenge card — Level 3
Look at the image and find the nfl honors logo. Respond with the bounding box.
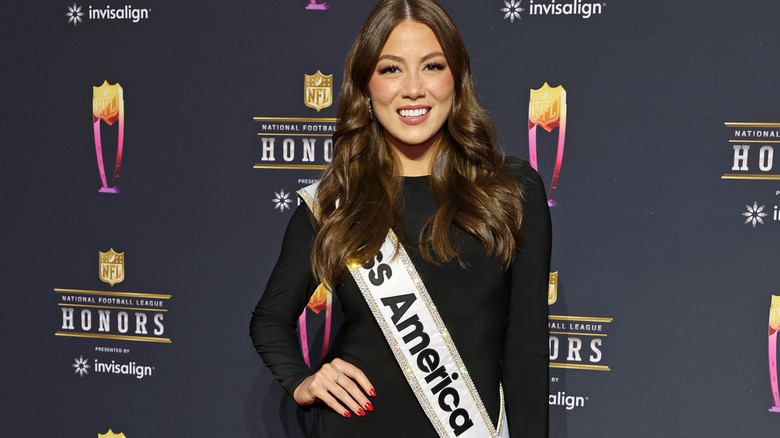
[99,249,124,286]
[99,430,126,438]
[304,70,333,112]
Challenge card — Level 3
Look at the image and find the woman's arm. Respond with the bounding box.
[503,158,552,437]
[250,204,376,418]
[250,205,320,396]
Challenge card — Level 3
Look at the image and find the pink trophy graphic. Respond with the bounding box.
[298,284,333,367]
[528,83,566,207]
[769,295,780,412]
[306,0,329,10]
[92,81,125,194]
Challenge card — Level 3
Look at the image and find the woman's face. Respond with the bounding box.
[368,20,455,170]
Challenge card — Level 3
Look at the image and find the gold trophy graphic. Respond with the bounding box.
[93,81,124,193]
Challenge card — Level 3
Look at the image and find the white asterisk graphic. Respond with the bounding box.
[742,201,768,228]
[66,3,85,26]
[501,0,524,23]
[72,356,90,377]
[272,189,293,212]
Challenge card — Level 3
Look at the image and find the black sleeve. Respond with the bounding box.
[250,204,319,397]
[503,156,552,437]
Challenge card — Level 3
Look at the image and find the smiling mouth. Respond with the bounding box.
[398,108,430,118]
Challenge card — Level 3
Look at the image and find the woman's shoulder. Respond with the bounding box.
[503,155,544,189]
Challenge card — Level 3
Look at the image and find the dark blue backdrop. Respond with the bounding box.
[2,1,779,436]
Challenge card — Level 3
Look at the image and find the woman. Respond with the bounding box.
[251,0,551,436]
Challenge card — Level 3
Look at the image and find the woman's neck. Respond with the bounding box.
[389,135,439,176]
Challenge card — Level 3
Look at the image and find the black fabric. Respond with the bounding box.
[251,157,551,437]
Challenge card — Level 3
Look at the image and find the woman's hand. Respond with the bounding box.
[293,358,377,418]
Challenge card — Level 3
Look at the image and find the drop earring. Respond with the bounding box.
[368,97,374,121]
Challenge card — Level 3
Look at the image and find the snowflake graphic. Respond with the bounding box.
[72,356,90,377]
[742,201,768,228]
[66,3,84,26]
[501,0,524,23]
[272,189,293,212]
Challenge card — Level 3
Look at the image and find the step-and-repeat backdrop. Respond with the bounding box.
[3,1,779,436]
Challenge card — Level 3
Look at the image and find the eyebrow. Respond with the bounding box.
[377,51,447,63]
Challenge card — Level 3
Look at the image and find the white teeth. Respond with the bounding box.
[399,108,429,118]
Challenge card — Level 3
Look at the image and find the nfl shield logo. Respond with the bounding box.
[304,70,333,112]
[529,82,565,132]
[548,271,558,305]
[93,81,123,125]
[99,249,125,286]
[98,430,127,438]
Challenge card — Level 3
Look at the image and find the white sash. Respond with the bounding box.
[298,183,508,438]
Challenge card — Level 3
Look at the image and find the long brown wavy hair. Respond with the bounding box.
[312,0,524,287]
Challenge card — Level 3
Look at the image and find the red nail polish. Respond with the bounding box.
[343,410,351,418]
[357,408,366,416]
[369,388,377,397]
[364,401,374,411]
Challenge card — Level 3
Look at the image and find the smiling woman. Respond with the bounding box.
[368,21,455,176]
[251,1,552,437]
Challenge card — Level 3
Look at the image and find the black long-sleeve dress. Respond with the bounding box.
[251,157,551,437]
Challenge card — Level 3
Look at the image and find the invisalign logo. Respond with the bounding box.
[88,5,151,23]
[66,3,85,26]
[529,0,605,19]
[65,4,152,25]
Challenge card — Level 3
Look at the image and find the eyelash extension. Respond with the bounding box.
[377,62,446,74]
[378,65,400,74]
[425,62,446,70]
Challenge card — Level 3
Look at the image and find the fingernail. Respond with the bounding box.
[357,408,366,416]
[369,388,377,397]
[343,410,351,418]
[364,401,374,411]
